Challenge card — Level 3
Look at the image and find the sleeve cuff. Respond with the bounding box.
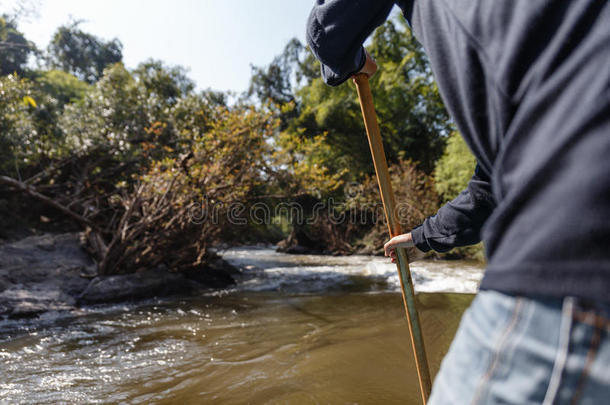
[320,47,366,86]
[411,225,432,252]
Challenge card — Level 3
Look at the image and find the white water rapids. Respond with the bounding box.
[223,247,484,294]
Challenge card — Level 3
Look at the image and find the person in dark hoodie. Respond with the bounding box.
[306,1,609,403]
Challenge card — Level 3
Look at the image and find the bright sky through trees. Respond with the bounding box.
[2,0,319,93]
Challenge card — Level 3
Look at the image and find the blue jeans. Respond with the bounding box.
[429,290,610,404]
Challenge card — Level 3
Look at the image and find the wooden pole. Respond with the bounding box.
[353,73,432,404]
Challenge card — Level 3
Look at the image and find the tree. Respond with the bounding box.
[0,70,91,177]
[47,21,122,84]
[0,73,36,175]
[367,18,452,172]
[432,132,484,260]
[248,38,318,108]
[85,104,276,275]
[272,15,453,178]
[0,15,35,76]
[133,59,194,105]
[243,15,454,252]
[248,38,317,130]
[434,131,476,202]
[34,69,90,105]
[59,63,149,159]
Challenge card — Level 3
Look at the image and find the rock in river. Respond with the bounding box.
[0,233,236,318]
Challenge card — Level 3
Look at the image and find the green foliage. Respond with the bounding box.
[0,71,87,176]
[248,38,319,131]
[291,75,369,176]
[0,15,35,76]
[169,105,274,202]
[272,127,347,196]
[0,74,36,174]
[251,16,452,179]
[93,105,276,274]
[34,69,90,105]
[60,63,148,156]
[47,21,123,84]
[0,18,487,268]
[243,15,485,259]
[434,131,476,202]
[133,60,194,104]
[279,159,440,255]
[2,71,91,171]
[433,132,485,261]
[248,42,296,107]
[248,38,318,107]
[55,60,228,186]
[368,20,452,173]
[0,56,281,273]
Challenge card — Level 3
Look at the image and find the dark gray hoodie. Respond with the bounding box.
[306,0,610,302]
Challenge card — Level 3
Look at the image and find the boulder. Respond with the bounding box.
[0,233,93,269]
[77,268,198,304]
[0,233,93,318]
[0,232,237,316]
[0,285,76,318]
[184,257,238,287]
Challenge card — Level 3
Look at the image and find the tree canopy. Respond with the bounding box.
[0,15,35,76]
[0,13,484,270]
[47,21,123,84]
[249,17,452,178]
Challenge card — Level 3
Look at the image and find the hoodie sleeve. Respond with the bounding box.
[306,0,396,86]
[411,164,496,252]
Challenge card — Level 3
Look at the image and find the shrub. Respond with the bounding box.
[0,74,37,175]
[299,159,440,255]
[86,105,276,274]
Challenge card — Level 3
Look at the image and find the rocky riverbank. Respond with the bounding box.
[0,233,237,319]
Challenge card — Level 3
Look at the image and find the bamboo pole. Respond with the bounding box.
[353,73,432,404]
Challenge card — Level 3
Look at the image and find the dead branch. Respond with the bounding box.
[0,175,102,233]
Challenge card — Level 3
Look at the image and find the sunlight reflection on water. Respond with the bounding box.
[0,248,480,404]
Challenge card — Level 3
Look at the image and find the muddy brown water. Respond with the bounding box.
[0,248,482,404]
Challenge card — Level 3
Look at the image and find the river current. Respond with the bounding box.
[0,247,484,404]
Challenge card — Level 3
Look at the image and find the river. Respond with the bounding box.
[0,247,484,404]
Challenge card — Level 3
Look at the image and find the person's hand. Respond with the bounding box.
[384,232,425,263]
[358,49,377,77]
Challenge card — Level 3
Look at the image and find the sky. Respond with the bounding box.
[1,0,318,93]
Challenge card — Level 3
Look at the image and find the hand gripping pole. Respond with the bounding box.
[353,73,432,404]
